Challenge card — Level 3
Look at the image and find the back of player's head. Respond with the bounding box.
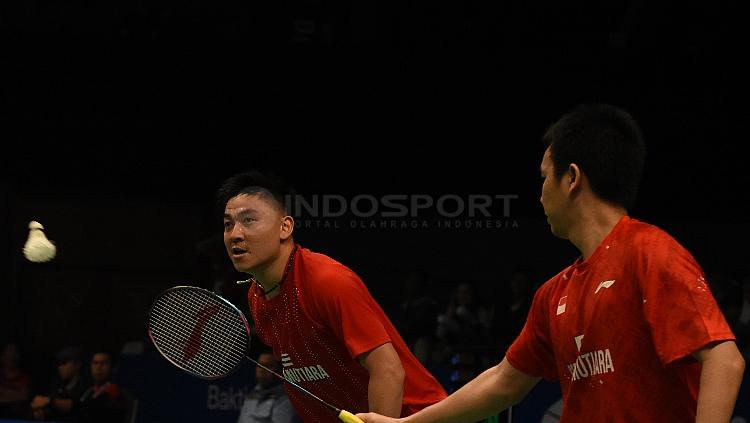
[543,103,646,211]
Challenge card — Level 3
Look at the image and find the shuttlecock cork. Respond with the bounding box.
[23,221,57,263]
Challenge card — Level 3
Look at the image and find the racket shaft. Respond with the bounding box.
[249,357,342,414]
[255,359,364,423]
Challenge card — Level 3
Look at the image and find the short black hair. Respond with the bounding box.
[543,103,646,211]
[216,170,295,215]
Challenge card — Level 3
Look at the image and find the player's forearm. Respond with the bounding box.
[403,360,532,423]
[368,366,405,417]
[695,342,745,423]
[357,360,538,423]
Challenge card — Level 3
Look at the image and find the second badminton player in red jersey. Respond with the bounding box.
[356,104,745,423]
[218,171,447,423]
[505,215,735,421]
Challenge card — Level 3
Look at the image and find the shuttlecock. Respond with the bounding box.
[23,221,57,262]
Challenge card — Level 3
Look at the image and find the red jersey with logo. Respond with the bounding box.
[506,216,735,421]
[249,245,447,423]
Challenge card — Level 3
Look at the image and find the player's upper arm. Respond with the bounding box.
[496,357,542,405]
[357,343,404,377]
[692,340,745,367]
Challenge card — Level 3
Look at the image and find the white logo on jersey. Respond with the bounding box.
[574,334,584,352]
[594,279,616,294]
[279,353,331,383]
[556,296,567,315]
[281,353,293,367]
[567,348,615,381]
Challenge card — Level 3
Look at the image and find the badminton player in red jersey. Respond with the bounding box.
[217,171,447,423]
[357,104,745,423]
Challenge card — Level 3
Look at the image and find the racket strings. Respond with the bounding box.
[147,286,366,423]
[149,288,249,378]
[151,292,245,375]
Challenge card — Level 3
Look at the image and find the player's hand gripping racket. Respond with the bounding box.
[147,285,364,423]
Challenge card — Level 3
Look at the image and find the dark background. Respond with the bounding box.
[1,0,748,392]
[1,0,747,218]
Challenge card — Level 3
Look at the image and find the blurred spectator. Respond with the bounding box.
[237,351,297,423]
[707,270,749,369]
[489,268,535,356]
[78,351,128,423]
[390,269,441,365]
[708,272,744,330]
[0,341,32,418]
[30,346,88,421]
[435,282,492,393]
[435,282,492,347]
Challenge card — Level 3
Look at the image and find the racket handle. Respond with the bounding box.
[338,410,365,423]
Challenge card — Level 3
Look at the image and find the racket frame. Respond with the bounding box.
[147,285,251,380]
[148,285,360,421]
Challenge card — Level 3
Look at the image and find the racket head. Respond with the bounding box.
[147,285,251,380]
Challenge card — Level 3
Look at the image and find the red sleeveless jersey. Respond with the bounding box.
[249,246,447,423]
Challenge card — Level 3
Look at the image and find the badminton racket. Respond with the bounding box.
[147,285,363,423]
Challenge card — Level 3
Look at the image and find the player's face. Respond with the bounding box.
[224,193,288,275]
[540,148,568,238]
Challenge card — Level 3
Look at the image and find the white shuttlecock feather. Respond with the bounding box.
[23,221,57,262]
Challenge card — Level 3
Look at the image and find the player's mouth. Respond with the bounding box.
[231,246,248,257]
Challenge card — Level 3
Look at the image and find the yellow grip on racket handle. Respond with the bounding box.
[338,410,365,423]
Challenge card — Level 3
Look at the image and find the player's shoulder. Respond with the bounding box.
[534,266,572,299]
[298,247,364,289]
[298,247,351,276]
[521,267,573,319]
[298,247,338,267]
[620,217,684,249]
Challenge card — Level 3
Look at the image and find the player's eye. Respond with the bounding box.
[242,216,255,224]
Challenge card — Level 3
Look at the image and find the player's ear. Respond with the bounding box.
[280,215,294,240]
[568,163,581,191]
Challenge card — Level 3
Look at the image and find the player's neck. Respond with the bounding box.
[569,201,626,260]
[254,243,297,298]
